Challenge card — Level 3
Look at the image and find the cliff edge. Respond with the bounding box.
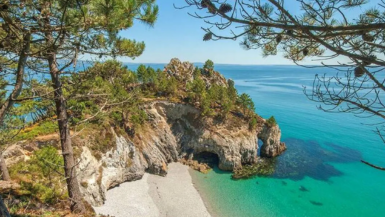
[77,100,286,206]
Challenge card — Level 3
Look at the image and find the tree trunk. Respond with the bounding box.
[0,33,31,183]
[0,33,30,124]
[47,55,86,214]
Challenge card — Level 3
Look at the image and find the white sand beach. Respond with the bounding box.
[93,163,211,217]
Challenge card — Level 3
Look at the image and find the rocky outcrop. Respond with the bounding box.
[165,58,228,88]
[75,101,285,206]
[77,132,144,206]
[144,101,258,171]
[165,58,195,83]
[258,122,287,157]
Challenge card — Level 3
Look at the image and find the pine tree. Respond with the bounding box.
[0,0,158,213]
[238,93,255,117]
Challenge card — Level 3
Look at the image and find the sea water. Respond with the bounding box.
[187,65,385,217]
[126,63,385,217]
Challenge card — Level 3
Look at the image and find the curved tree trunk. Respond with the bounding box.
[0,33,30,183]
[47,54,86,214]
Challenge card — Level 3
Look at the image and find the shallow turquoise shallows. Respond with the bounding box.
[127,63,385,217]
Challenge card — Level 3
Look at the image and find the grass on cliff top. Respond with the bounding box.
[14,120,59,141]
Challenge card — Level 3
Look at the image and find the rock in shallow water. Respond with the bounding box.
[259,122,287,158]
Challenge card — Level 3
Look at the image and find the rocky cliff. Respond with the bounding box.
[75,101,286,206]
[165,58,228,87]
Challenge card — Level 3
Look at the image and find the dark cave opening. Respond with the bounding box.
[193,151,220,168]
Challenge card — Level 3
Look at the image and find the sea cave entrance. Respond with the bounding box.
[258,139,263,156]
[193,151,220,168]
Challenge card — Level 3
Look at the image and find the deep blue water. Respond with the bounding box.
[126,63,385,217]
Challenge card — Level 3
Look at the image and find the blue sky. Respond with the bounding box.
[117,0,379,65]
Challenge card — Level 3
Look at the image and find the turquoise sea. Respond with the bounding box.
[127,63,385,217]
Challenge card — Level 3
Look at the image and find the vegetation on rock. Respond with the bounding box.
[232,159,276,180]
[9,146,67,213]
[266,116,277,127]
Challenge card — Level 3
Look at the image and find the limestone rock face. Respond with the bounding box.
[144,101,258,171]
[76,101,285,206]
[78,132,144,206]
[258,123,286,157]
[202,70,228,87]
[3,142,40,166]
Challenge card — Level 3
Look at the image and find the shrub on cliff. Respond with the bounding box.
[10,146,66,204]
[237,93,255,117]
[227,79,238,100]
[187,76,206,102]
[154,70,178,96]
[137,65,157,85]
[249,117,258,130]
[130,109,148,127]
[266,116,277,127]
[203,59,214,77]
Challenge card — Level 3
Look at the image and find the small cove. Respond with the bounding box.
[125,63,385,217]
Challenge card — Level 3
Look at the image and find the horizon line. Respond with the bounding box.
[122,61,325,67]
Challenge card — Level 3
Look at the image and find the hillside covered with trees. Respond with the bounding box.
[1,58,275,216]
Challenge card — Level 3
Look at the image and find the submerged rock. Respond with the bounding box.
[309,200,323,206]
[232,158,276,180]
[299,186,309,192]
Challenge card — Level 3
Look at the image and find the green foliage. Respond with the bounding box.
[14,120,58,141]
[193,67,202,79]
[187,76,206,102]
[8,198,29,215]
[201,93,215,116]
[67,60,138,125]
[266,116,277,127]
[0,112,25,144]
[202,59,214,77]
[184,62,258,118]
[137,64,147,82]
[130,109,148,127]
[33,146,64,177]
[89,126,116,160]
[227,79,238,100]
[137,65,157,84]
[13,79,56,122]
[237,93,255,117]
[204,59,214,71]
[110,111,123,124]
[156,70,178,96]
[0,76,7,102]
[249,117,258,130]
[10,146,66,204]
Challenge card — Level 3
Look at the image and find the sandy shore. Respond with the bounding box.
[93,163,211,217]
